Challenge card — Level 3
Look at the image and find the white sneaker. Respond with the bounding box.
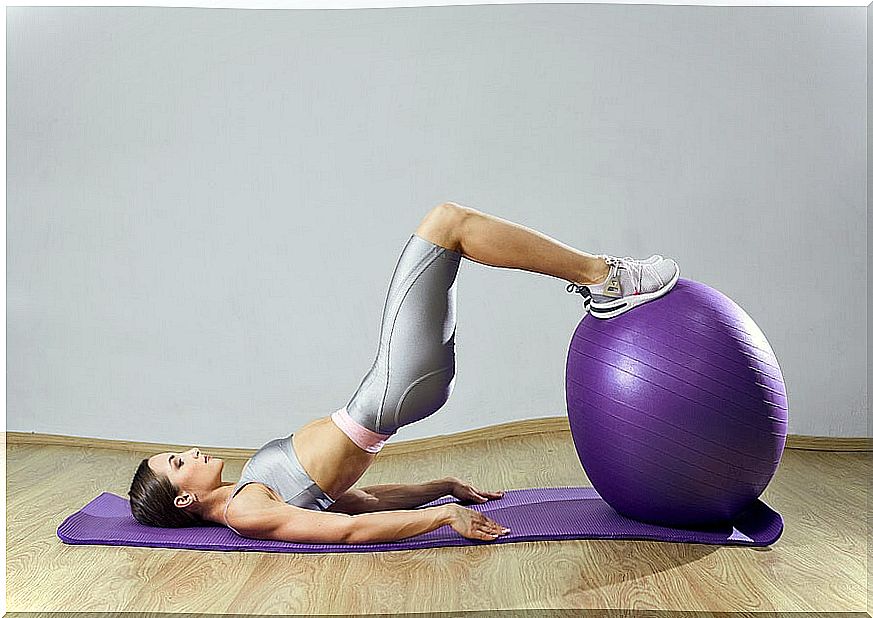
[566,254,663,315]
[587,254,679,318]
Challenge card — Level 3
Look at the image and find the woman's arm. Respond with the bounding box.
[247,500,456,544]
[356,478,454,512]
[347,505,456,543]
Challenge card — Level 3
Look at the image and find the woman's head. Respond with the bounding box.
[128,448,224,528]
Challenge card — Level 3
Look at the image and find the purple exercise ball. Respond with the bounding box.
[565,278,789,528]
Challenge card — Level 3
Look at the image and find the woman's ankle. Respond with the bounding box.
[579,257,610,285]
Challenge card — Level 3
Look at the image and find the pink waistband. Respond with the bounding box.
[330,406,393,454]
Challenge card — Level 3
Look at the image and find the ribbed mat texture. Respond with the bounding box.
[58,487,783,553]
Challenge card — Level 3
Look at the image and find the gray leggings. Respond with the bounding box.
[345,233,462,436]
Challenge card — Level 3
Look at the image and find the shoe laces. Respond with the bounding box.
[602,255,644,294]
[565,281,592,310]
[565,282,591,296]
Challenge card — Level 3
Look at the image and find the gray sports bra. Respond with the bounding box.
[222,433,336,536]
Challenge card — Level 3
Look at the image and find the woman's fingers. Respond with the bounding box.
[472,488,505,502]
[478,517,509,537]
[463,481,503,496]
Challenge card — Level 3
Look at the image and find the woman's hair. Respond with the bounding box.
[128,458,209,528]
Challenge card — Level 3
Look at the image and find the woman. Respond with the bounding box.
[128,202,679,544]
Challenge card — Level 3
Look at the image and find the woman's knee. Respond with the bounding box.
[415,202,471,252]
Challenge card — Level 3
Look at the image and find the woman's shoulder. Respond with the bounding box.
[223,482,288,536]
[230,481,283,509]
[224,482,283,527]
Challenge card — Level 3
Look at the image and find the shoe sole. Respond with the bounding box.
[588,266,680,319]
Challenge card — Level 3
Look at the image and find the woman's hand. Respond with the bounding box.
[444,504,510,541]
[446,476,505,504]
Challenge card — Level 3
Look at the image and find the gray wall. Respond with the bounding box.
[7,5,867,450]
[866,3,870,611]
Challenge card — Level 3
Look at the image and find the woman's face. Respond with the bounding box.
[147,447,224,492]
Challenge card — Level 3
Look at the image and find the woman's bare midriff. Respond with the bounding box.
[291,416,378,501]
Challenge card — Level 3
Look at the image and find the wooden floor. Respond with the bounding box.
[5,429,870,615]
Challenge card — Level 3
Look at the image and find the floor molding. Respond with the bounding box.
[5,417,870,458]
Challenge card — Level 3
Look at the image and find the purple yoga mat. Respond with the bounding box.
[58,487,782,553]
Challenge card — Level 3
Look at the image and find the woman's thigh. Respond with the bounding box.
[345,233,463,435]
